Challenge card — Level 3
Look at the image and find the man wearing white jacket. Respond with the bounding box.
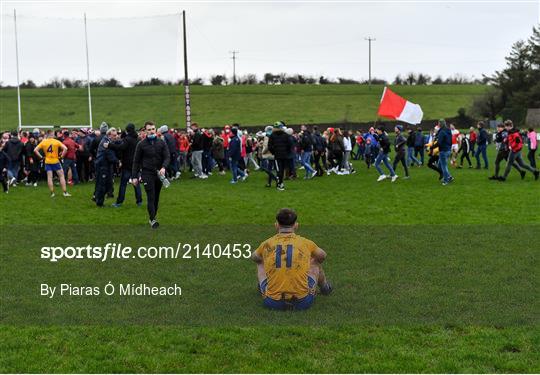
[340,131,355,175]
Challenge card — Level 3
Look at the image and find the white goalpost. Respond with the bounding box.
[13,9,94,132]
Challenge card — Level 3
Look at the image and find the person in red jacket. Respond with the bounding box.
[177,131,190,172]
[62,130,80,184]
[221,125,231,169]
[469,126,477,154]
[499,120,539,181]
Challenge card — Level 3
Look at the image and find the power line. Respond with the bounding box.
[230,50,239,84]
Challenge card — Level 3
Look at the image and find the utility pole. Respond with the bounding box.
[365,37,376,90]
[229,50,239,84]
[14,9,22,131]
[84,13,93,128]
[182,10,191,129]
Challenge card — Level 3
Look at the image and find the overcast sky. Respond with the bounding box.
[1,1,539,86]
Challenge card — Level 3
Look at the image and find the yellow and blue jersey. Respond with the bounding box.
[37,138,63,164]
[255,233,318,300]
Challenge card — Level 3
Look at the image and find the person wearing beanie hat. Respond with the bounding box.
[94,127,120,207]
[125,123,136,133]
[105,123,143,207]
[99,122,109,134]
[159,125,169,134]
[393,125,409,179]
[90,122,113,200]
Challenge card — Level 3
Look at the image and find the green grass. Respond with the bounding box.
[0,146,539,372]
[1,326,538,373]
[0,84,487,130]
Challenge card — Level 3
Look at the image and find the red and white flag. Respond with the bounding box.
[377,87,423,125]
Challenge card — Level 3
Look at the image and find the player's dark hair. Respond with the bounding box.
[144,121,155,129]
[276,208,297,227]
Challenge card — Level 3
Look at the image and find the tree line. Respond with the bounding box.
[471,25,539,124]
[1,72,484,89]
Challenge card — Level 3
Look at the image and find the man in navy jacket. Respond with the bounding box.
[228,127,246,184]
[436,119,454,185]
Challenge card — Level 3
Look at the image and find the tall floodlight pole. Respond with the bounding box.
[365,37,376,90]
[14,9,22,131]
[182,10,191,130]
[230,50,239,84]
[84,13,93,128]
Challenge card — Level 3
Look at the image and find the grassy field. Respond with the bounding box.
[0,144,539,372]
[0,84,487,130]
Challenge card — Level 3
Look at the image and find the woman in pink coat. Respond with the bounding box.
[527,128,538,169]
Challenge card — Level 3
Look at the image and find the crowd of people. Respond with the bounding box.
[1,118,538,197]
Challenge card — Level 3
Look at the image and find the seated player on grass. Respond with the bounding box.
[251,208,332,311]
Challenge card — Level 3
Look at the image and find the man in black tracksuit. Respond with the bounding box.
[132,121,170,228]
[95,128,119,207]
[457,134,473,168]
[393,125,409,178]
[91,122,114,199]
[106,123,142,206]
[268,122,294,191]
[312,126,326,176]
